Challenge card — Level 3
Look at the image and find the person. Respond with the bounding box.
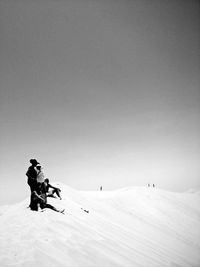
[36,165,45,184]
[30,190,45,211]
[43,178,62,200]
[30,190,64,214]
[26,159,40,206]
[26,159,40,192]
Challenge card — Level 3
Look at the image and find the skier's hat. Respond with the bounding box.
[30,159,40,165]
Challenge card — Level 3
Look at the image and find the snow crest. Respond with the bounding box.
[0,184,200,267]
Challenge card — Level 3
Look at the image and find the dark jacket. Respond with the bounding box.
[26,166,38,192]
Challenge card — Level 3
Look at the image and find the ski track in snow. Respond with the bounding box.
[0,184,200,267]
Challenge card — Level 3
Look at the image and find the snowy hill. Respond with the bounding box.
[0,184,200,267]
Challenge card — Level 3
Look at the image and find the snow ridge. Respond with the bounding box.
[0,184,200,267]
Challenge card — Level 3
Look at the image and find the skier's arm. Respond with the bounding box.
[48,184,56,189]
[49,184,61,191]
[34,191,45,202]
[26,171,34,180]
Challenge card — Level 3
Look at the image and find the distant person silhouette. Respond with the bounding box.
[26,159,40,192]
[100,186,102,191]
[153,184,155,188]
[26,159,40,207]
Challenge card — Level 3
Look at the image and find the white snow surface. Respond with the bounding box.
[0,184,200,267]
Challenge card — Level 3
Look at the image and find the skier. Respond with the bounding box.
[42,178,62,200]
[26,159,40,206]
[30,190,65,214]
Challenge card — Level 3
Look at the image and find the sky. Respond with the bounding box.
[0,0,199,205]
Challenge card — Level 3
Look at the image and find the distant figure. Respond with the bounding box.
[100,186,102,191]
[26,159,39,207]
[26,159,40,193]
[148,184,150,187]
[30,191,64,214]
[42,178,62,200]
[36,165,45,184]
[153,184,155,188]
[26,159,40,207]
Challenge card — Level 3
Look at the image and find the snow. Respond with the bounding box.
[0,184,200,267]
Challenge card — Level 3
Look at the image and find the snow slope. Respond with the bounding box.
[0,184,200,267]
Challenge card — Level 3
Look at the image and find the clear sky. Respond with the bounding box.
[0,0,199,205]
